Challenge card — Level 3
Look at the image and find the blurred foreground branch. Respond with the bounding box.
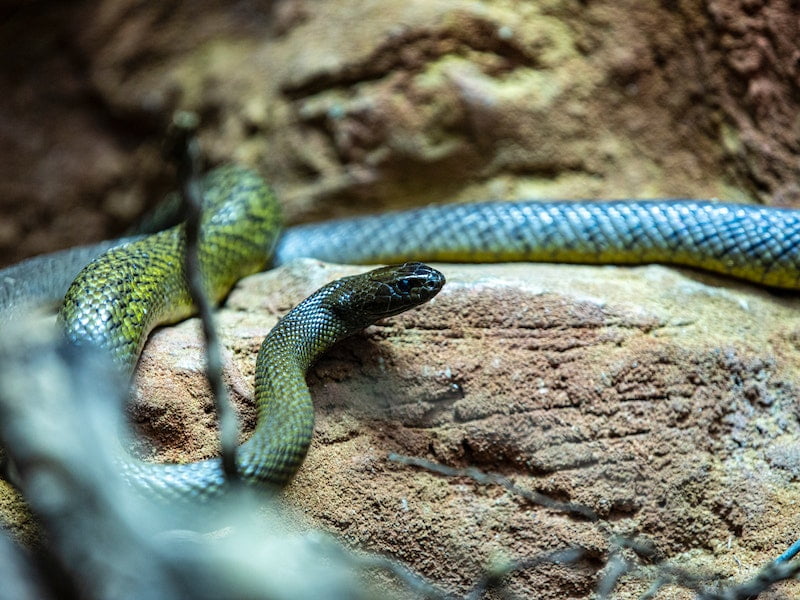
[389,453,800,598]
[0,323,441,599]
[169,111,239,482]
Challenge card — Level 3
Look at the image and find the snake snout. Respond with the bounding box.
[380,262,445,309]
[342,262,445,322]
[395,262,446,303]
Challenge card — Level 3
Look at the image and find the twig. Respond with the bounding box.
[340,546,457,599]
[697,558,800,599]
[596,549,634,600]
[169,111,239,483]
[465,548,586,600]
[388,453,597,520]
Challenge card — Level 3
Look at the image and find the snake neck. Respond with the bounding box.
[263,281,358,368]
[118,287,358,498]
[238,281,364,484]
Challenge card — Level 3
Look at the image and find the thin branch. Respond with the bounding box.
[341,547,458,600]
[697,558,800,599]
[596,550,634,600]
[388,453,597,520]
[465,548,586,600]
[169,111,239,483]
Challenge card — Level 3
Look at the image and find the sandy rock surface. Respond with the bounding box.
[127,260,800,598]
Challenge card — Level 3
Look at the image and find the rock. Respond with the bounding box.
[2,1,799,265]
[130,259,800,597]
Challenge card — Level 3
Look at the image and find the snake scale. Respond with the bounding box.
[2,163,800,503]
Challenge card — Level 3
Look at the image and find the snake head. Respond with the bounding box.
[334,262,445,325]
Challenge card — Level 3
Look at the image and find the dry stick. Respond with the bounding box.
[615,544,800,600]
[697,559,800,600]
[634,564,723,600]
[596,550,634,600]
[171,112,239,482]
[388,453,597,520]
[345,551,457,600]
[465,548,586,600]
[389,453,800,598]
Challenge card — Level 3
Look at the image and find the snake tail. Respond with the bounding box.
[120,262,445,501]
[275,200,800,290]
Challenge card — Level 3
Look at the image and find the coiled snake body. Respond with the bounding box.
[2,164,800,502]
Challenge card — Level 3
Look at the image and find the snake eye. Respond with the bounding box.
[395,278,412,295]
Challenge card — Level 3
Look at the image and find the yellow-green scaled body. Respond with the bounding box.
[60,166,282,370]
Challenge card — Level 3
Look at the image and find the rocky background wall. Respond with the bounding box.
[2,0,798,266]
[1,1,799,598]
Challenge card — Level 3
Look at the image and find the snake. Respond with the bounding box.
[2,163,800,504]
